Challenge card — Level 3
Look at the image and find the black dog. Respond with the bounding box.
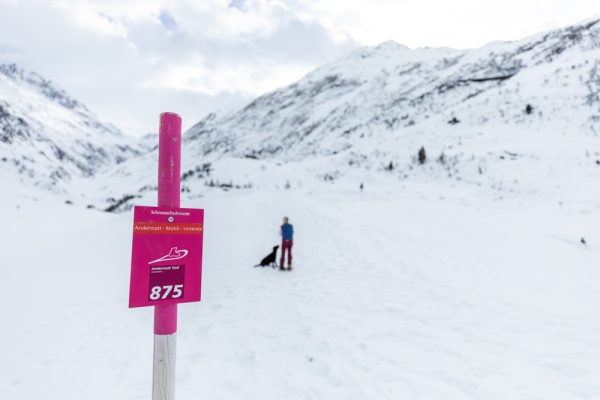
[254,245,279,268]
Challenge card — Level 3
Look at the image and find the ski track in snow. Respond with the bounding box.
[1,186,599,399]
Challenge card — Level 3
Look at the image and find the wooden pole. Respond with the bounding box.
[153,112,182,400]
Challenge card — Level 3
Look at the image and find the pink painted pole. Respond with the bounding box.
[153,112,182,400]
[155,112,182,335]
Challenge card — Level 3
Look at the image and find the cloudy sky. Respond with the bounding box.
[0,0,598,137]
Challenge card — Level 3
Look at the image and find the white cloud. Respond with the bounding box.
[0,0,597,136]
[296,0,600,49]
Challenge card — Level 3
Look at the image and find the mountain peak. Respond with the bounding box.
[376,40,410,51]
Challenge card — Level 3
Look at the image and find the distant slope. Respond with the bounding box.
[0,64,148,192]
[185,18,600,161]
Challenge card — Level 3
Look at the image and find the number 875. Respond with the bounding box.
[150,285,183,300]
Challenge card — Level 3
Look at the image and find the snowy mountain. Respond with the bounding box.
[185,18,600,160]
[139,133,159,151]
[0,64,149,193]
[94,18,600,212]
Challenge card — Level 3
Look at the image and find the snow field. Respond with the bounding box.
[1,179,599,399]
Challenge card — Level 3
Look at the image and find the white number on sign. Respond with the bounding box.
[161,285,173,299]
[150,286,162,300]
[150,285,184,300]
[172,285,183,298]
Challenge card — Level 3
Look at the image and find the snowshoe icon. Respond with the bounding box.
[148,247,189,264]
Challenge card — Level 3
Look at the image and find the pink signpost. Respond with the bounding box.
[129,113,204,400]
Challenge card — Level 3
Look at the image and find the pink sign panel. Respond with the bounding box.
[129,206,204,308]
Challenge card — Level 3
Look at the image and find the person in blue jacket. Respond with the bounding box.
[279,216,294,270]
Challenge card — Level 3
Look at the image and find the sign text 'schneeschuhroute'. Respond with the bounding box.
[129,206,204,308]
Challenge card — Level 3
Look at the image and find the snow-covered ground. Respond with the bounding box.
[1,174,599,399]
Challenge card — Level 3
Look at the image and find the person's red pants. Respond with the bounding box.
[280,239,293,266]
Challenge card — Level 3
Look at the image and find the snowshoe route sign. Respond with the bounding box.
[129,205,204,308]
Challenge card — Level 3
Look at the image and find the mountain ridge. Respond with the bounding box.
[183,17,600,162]
[0,63,89,112]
